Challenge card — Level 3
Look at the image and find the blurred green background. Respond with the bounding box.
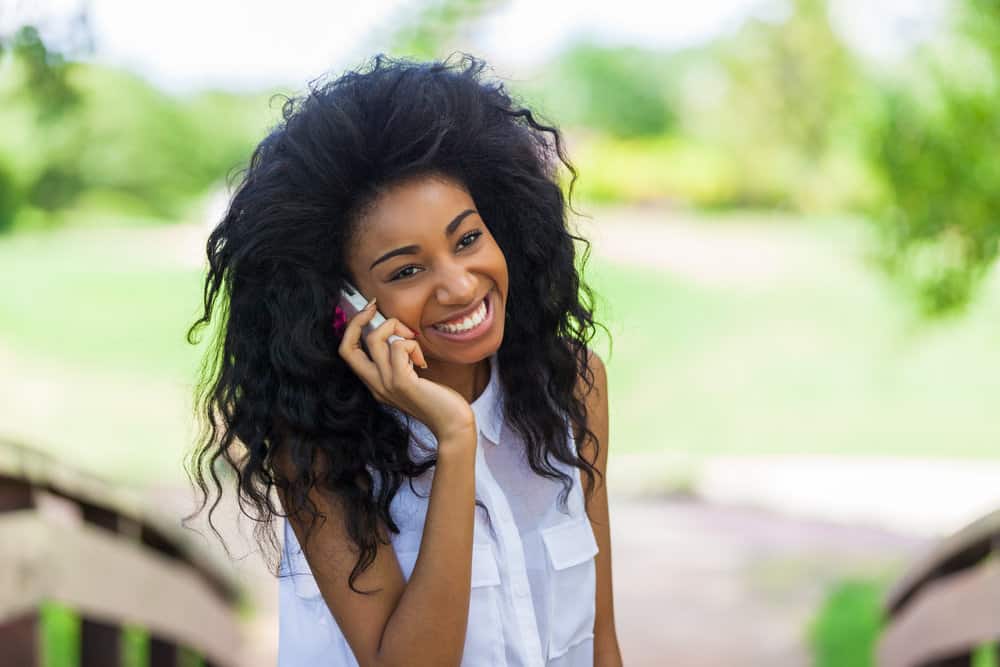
[4,0,999,479]
[3,0,1000,665]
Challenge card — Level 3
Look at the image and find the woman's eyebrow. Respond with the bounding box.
[369,209,477,271]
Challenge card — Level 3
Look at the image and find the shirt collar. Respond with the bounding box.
[471,352,503,446]
[385,352,504,448]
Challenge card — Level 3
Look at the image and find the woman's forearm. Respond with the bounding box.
[375,428,478,667]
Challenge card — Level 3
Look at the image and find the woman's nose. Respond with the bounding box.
[434,266,478,305]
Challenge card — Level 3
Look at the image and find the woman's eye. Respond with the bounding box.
[458,231,481,249]
[389,232,482,281]
[390,265,419,281]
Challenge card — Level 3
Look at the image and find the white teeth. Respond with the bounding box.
[433,298,487,333]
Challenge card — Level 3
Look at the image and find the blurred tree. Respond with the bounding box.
[705,0,867,210]
[3,25,80,120]
[0,22,274,231]
[0,24,84,229]
[523,42,675,139]
[868,0,1000,315]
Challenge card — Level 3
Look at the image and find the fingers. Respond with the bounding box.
[337,298,428,402]
[413,342,428,369]
[365,317,417,386]
[338,300,382,389]
[389,337,419,386]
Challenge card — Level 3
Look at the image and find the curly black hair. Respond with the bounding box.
[184,52,610,594]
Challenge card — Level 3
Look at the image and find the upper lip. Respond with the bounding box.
[433,292,489,325]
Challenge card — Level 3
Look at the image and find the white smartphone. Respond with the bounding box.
[339,281,406,351]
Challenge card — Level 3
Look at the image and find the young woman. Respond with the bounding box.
[186,53,622,666]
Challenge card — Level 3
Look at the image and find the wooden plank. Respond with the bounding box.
[81,618,121,666]
[81,502,121,533]
[0,510,241,667]
[877,558,1000,667]
[0,611,39,667]
[0,475,33,512]
[928,656,973,666]
[0,438,240,603]
[0,439,134,518]
[885,509,1000,614]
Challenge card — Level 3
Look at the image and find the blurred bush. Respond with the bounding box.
[0,26,275,233]
[808,578,885,667]
[867,0,1000,315]
[516,0,874,213]
[521,42,676,140]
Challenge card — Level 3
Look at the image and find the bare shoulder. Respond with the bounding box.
[561,339,606,401]
[573,345,609,466]
[582,347,607,395]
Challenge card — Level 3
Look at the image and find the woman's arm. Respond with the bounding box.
[277,425,478,667]
[577,349,624,667]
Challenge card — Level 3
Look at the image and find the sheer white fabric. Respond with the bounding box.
[278,351,598,666]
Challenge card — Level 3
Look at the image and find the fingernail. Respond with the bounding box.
[365,297,377,310]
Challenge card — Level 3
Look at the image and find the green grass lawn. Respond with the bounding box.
[2,214,999,487]
[583,216,1000,461]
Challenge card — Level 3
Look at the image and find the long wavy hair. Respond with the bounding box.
[185,52,611,593]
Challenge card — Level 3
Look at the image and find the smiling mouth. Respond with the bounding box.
[431,295,488,331]
[429,292,495,336]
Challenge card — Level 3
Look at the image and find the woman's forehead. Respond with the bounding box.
[356,176,475,245]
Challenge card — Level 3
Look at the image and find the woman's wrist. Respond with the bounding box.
[433,423,478,459]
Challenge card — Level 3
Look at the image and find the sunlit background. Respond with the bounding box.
[2,0,999,665]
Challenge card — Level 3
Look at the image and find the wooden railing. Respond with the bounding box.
[878,508,1000,666]
[0,438,242,666]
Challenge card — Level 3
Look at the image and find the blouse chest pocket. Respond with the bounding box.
[396,542,507,667]
[540,517,600,660]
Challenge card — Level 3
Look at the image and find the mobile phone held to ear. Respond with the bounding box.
[339,281,406,350]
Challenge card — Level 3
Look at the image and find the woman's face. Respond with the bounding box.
[344,174,509,366]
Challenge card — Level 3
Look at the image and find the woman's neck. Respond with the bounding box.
[416,355,491,404]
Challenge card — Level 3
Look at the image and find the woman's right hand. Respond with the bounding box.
[338,299,476,442]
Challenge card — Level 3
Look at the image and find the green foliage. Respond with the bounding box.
[974,643,1000,667]
[121,626,150,667]
[0,26,277,232]
[513,0,870,211]
[568,134,739,207]
[868,85,1000,316]
[719,0,858,158]
[40,602,79,667]
[704,0,869,212]
[2,26,79,120]
[526,43,675,139]
[867,0,1000,315]
[808,578,885,667]
[0,157,19,232]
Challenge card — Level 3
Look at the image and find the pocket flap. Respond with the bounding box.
[471,542,501,587]
[540,518,599,570]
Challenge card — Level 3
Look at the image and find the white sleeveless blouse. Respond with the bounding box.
[277,351,599,666]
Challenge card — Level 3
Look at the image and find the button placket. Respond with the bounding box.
[475,441,546,667]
